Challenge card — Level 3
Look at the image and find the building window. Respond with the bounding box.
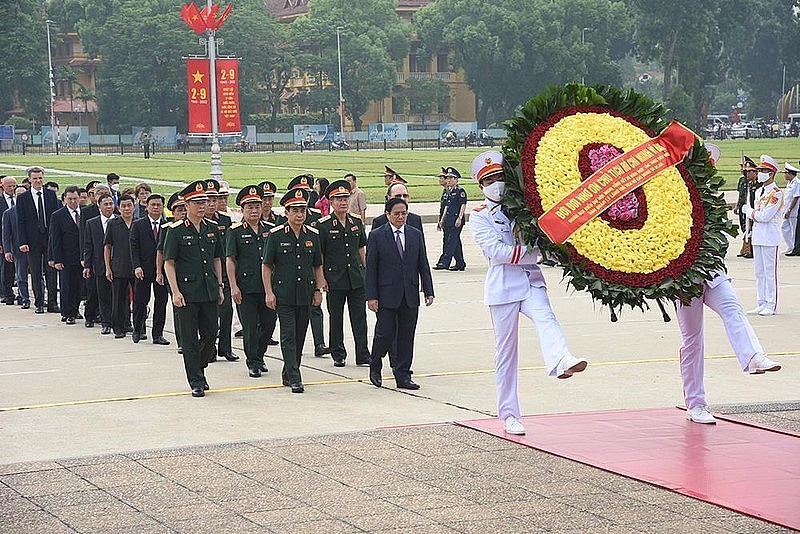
[437,53,449,73]
[391,96,405,115]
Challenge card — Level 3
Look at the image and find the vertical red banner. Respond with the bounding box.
[216,58,241,134]
[187,58,211,134]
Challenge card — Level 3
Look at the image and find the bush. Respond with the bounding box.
[248,113,330,133]
[4,116,33,132]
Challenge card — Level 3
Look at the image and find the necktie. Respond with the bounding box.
[152,221,159,241]
[37,191,45,231]
[395,229,404,257]
[73,209,79,226]
[9,196,14,207]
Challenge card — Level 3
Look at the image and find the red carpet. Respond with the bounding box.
[458,408,800,529]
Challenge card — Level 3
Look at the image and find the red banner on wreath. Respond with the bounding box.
[215,58,241,134]
[187,58,212,135]
[537,121,697,244]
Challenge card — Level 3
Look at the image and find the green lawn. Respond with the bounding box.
[1,137,798,203]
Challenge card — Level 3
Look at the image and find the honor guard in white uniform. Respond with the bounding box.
[468,151,586,436]
[780,163,799,253]
[742,155,783,315]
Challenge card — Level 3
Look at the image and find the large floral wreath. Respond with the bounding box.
[503,84,736,317]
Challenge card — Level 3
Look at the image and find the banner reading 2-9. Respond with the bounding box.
[186,58,241,136]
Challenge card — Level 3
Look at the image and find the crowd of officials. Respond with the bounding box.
[0,165,461,398]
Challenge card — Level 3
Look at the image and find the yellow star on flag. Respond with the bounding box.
[192,70,204,83]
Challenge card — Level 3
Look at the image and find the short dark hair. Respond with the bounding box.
[26,166,44,176]
[64,185,80,195]
[106,173,120,183]
[344,173,356,181]
[118,194,134,205]
[45,181,59,190]
[96,192,112,204]
[385,197,408,213]
[146,193,165,205]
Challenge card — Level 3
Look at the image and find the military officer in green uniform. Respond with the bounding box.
[205,179,238,363]
[262,188,326,393]
[316,180,370,367]
[227,185,276,378]
[157,192,187,353]
[286,174,331,357]
[258,181,285,226]
[163,180,225,397]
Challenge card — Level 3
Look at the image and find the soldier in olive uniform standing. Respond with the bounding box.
[258,181,285,226]
[287,174,331,357]
[163,181,225,397]
[157,192,186,353]
[317,180,370,367]
[204,179,238,362]
[262,188,326,393]
[227,186,275,378]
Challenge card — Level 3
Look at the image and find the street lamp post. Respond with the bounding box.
[336,26,345,140]
[207,0,222,180]
[46,19,57,154]
[581,27,592,86]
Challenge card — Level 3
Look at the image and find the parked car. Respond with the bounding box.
[729,122,761,139]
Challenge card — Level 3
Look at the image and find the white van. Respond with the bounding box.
[786,113,800,136]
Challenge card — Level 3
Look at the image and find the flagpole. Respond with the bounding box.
[207,0,222,180]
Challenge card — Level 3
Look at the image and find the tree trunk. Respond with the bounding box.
[662,31,678,100]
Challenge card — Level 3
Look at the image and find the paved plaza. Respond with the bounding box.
[1,215,798,532]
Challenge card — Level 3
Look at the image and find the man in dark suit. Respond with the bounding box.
[3,185,29,308]
[16,166,59,313]
[366,197,434,390]
[104,194,135,338]
[83,192,116,333]
[0,176,18,304]
[49,186,84,323]
[129,193,169,345]
[370,182,424,239]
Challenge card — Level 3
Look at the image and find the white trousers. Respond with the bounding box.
[781,217,797,251]
[752,245,778,312]
[675,279,763,409]
[489,286,571,420]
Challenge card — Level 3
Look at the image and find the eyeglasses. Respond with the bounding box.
[392,194,410,199]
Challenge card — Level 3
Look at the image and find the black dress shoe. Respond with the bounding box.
[114,332,126,339]
[258,363,268,373]
[448,266,466,271]
[396,379,420,390]
[333,359,345,367]
[191,387,205,397]
[369,369,382,388]
[139,333,148,341]
[85,321,94,328]
[4,299,14,305]
[132,332,140,343]
[314,345,331,357]
[203,379,209,390]
[356,358,371,366]
[432,264,448,270]
[124,325,134,333]
[35,306,45,314]
[220,352,239,361]
[268,338,279,346]
[248,368,262,378]
[234,329,243,337]
[61,316,67,322]
[178,347,183,354]
[65,317,76,325]
[21,302,30,310]
[100,326,111,335]
[152,337,171,345]
[75,312,83,320]
[290,382,305,393]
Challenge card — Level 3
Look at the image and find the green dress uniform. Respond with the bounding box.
[163,217,224,390]
[208,211,235,360]
[227,219,276,373]
[262,223,322,387]
[305,207,328,352]
[159,218,183,349]
[317,211,370,365]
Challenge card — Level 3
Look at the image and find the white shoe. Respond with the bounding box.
[746,353,782,374]
[747,305,765,315]
[686,406,717,424]
[758,308,775,316]
[555,355,588,379]
[504,416,526,435]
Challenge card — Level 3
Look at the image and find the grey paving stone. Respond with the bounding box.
[106,481,201,509]
[384,490,476,512]
[706,515,797,533]
[2,469,97,496]
[145,501,227,522]
[243,504,330,526]
[57,455,131,468]
[0,461,62,476]
[361,479,438,499]
[48,501,155,532]
[30,488,118,508]
[69,461,168,487]
[312,463,413,489]
[215,491,304,514]
[171,513,264,533]
[276,518,363,533]
[343,509,435,531]
[449,516,533,533]
[0,510,76,533]
[416,503,507,523]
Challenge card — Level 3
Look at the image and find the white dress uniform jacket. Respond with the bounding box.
[749,183,784,246]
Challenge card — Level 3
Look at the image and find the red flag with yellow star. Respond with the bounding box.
[187,59,212,134]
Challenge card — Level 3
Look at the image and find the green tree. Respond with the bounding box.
[1,1,49,125]
[77,0,196,132]
[293,0,411,130]
[403,77,448,125]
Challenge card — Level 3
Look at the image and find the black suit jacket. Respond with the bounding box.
[49,206,82,266]
[371,211,424,241]
[2,207,19,258]
[366,223,434,309]
[80,203,99,235]
[104,217,133,277]
[84,215,111,274]
[129,217,161,279]
[16,187,58,249]
[0,195,11,251]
